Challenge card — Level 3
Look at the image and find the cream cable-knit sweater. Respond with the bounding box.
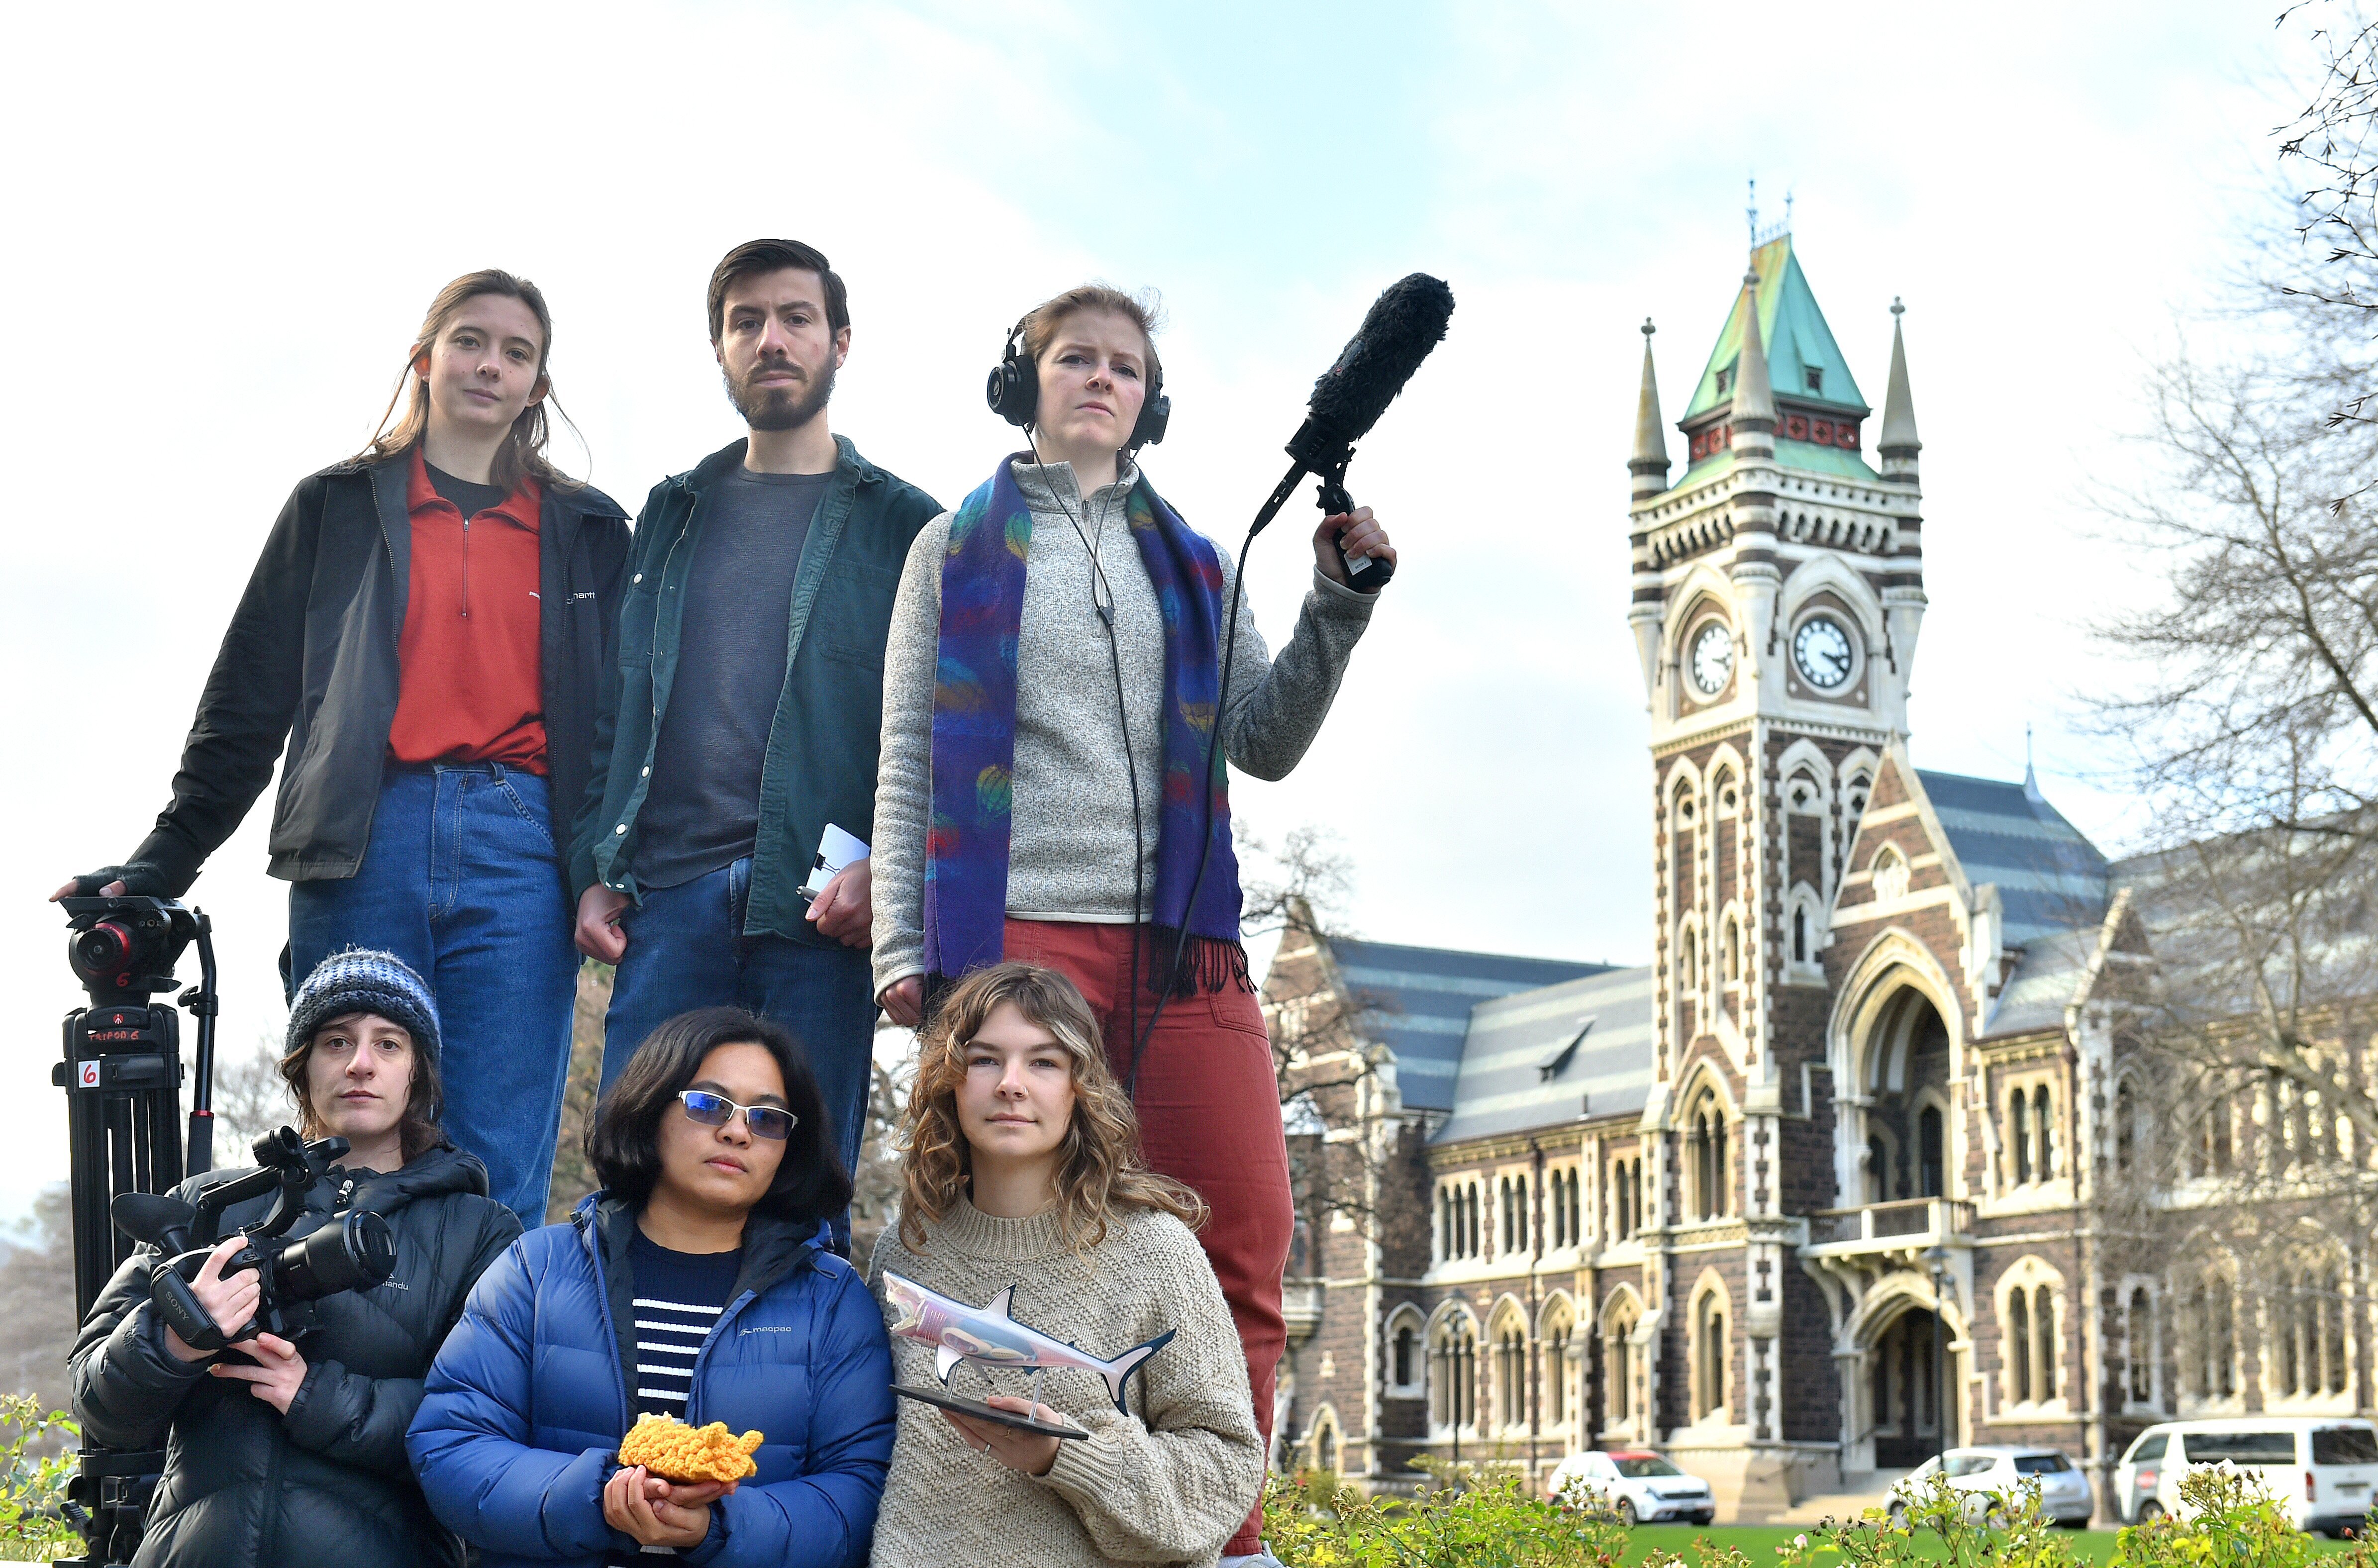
[869,455,1378,996]
[866,1196,1263,1567]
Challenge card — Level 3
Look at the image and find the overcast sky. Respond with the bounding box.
[0,0,2317,1220]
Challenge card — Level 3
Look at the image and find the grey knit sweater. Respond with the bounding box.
[871,455,1376,993]
[866,1198,1265,1567]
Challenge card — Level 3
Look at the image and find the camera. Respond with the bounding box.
[112,1127,397,1354]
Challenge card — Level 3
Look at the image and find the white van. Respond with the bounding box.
[2112,1418,2378,1536]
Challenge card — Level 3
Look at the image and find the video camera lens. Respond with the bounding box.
[270,1210,396,1301]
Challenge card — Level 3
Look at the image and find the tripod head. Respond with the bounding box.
[59,897,202,1008]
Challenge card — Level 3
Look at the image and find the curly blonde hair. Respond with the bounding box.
[897,963,1205,1254]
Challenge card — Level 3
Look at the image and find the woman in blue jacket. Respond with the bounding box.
[408,1007,894,1567]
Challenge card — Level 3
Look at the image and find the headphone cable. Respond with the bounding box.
[1023,431,1149,1065]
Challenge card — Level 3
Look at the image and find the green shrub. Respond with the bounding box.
[0,1393,78,1550]
[1263,1469,1752,1568]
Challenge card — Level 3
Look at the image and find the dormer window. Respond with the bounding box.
[1804,366,1824,393]
[1715,368,1732,396]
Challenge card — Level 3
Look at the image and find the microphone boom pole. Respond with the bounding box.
[1128,272,1453,1079]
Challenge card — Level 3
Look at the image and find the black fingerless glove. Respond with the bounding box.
[68,863,176,898]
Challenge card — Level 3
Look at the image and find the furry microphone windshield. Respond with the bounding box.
[1304,272,1457,446]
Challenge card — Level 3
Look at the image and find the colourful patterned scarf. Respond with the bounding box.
[923,457,1245,994]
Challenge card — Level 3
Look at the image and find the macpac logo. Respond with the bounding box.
[740,1325,796,1335]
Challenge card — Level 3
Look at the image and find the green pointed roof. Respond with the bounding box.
[1681,235,1868,424]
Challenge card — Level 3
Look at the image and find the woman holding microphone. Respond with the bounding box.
[870,285,1393,1564]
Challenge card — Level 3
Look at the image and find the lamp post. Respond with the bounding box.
[1923,1244,1954,1462]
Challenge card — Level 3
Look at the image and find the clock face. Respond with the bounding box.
[1793,615,1855,690]
[1688,621,1734,696]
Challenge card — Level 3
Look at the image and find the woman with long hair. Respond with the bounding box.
[408,1007,895,1567]
[868,962,1262,1568]
[870,285,1394,1562]
[54,270,632,1229]
[72,950,522,1568]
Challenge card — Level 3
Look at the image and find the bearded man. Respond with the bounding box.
[571,239,939,1250]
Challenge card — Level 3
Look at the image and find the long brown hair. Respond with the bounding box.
[897,963,1204,1255]
[278,1013,446,1166]
[360,269,575,491]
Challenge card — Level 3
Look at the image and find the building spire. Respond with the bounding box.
[1630,318,1669,498]
[1730,268,1776,432]
[1879,295,1921,481]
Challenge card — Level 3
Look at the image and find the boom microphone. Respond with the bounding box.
[1255,272,1456,589]
[1128,272,1453,1084]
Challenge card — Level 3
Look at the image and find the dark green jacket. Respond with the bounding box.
[569,435,939,943]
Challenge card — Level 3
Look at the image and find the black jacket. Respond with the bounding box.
[571,436,938,943]
[70,1142,521,1568]
[127,454,631,891]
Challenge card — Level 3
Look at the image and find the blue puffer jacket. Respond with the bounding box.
[406,1194,894,1567]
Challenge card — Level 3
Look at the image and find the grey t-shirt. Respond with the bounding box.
[634,467,834,890]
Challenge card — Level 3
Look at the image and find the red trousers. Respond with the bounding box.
[1004,918,1289,1554]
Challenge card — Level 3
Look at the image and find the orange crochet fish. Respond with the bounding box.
[616,1413,764,1483]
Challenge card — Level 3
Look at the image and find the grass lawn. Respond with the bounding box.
[1620,1524,2368,1565]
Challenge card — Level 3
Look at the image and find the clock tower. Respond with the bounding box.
[1620,223,1924,1463]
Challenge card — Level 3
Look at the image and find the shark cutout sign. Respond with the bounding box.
[882,1272,1176,1440]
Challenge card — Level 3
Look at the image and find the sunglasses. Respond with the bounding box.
[676,1089,796,1142]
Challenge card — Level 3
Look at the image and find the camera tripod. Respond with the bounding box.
[51,896,219,1568]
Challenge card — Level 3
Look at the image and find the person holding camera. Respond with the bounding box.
[70,950,522,1568]
[868,287,1392,1566]
[54,269,632,1231]
[408,1007,894,1568]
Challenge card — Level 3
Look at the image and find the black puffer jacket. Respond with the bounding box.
[70,1142,520,1568]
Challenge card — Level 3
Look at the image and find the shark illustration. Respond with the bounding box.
[882,1272,1176,1416]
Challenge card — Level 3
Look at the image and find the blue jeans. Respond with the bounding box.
[602,856,876,1248]
[287,765,578,1230]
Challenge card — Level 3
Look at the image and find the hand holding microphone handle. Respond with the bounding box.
[1249,417,1393,592]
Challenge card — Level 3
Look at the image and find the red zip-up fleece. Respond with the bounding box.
[387,447,548,772]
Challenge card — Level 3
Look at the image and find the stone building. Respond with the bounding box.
[1264,225,2378,1520]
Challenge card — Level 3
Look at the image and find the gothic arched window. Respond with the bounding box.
[2011,1090,2033,1184]
[2032,1087,2055,1179]
[2009,1286,2033,1402]
[1693,1291,1727,1420]
[2128,1286,2154,1403]
[1919,1104,1944,1198]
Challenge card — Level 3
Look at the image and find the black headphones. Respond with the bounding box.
[986,315,1170,449]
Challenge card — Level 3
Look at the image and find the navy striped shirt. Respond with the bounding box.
[625,1230,741,1419]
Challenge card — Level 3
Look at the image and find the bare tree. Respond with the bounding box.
[848,1046,912,1276]
[2091,221,2378,1158]
[544,961,610,1225]
[2279,2,2378,330]
[1240,825,1397,1242]
[211,1033,297,1161]
[0,1188,75,1414]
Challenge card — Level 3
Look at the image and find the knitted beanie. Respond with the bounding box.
[286,948,442,1067]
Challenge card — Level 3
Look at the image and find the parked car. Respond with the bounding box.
[1547,1449,1716,1525]
[2112,1418,2378,1536]
[1887,1447,2095,1527]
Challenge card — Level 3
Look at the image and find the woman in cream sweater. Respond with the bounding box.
[867,963,1264,1568]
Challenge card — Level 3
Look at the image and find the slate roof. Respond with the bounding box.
[1682,234,1871,424]
[1329,939,1613,1116]
[1429,965,1658,1146]
[1915,769,2110,949]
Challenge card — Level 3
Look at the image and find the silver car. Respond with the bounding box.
[1888,1447,2095,1527]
